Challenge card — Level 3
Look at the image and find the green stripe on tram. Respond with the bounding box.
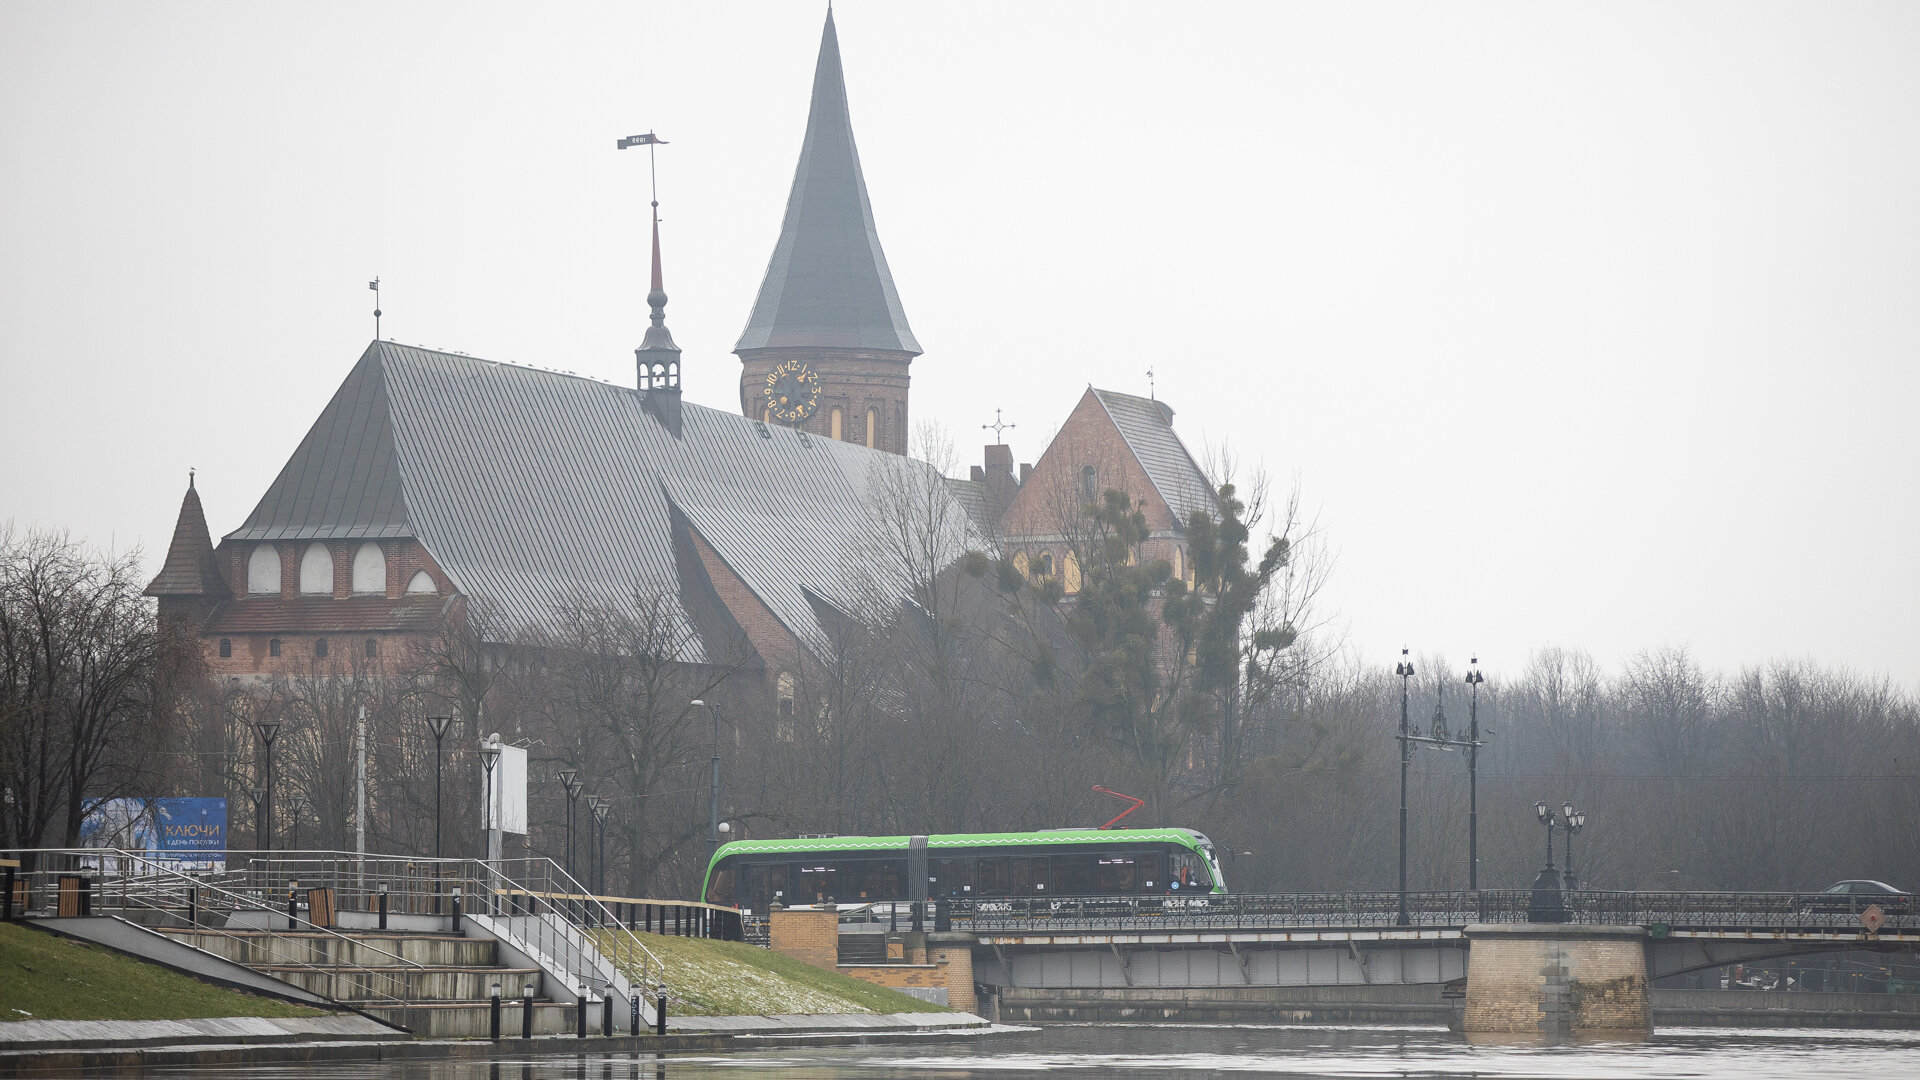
[703,828,1212,883]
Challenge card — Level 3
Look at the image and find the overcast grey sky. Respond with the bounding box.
[3,1,1915,689]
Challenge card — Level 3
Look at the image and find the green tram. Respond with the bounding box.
[701,828,1226,912]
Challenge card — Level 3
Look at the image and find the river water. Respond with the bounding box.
[154,1022,1920,1078]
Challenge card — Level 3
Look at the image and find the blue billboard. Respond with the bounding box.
[82,797,227,869]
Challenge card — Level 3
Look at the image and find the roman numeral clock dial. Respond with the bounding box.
[763,359,822,423]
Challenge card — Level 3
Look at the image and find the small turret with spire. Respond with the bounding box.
[145,470,231,633]
[622,131,683,434]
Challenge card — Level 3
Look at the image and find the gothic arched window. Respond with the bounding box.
[406,570,436,594]
[831,407,844,440]
[1081,465,1098,504]
[865,408,877,449]
[247,544,281,595]
[775,672,797,741]
[298,543,332,595]
[1063,550,1082,595]
[351,543,386,594]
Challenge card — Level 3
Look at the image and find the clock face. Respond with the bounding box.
[763,359,822,422]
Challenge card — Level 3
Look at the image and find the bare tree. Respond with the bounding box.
[0,527,184,850]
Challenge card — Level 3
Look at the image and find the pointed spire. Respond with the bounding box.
[735,8,920,355]
[640,213,679,356]
[144,474,230,598]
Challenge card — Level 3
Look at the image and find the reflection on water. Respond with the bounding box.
[153,1022,1920,1079]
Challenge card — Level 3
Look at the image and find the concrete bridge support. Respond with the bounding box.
[1462,924,1650,1035]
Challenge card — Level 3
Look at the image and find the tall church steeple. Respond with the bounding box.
[736,8,920,454]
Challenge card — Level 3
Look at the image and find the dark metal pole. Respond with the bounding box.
[702,701,721,861]
[433,737,444,859]
[264,738,274,855]
[1395,650,1413,927]
[1466,661,1484,892]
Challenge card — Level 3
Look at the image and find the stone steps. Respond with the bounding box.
[159,929,497,968]
[253,965,545,1003]
[359,1000,630,1039]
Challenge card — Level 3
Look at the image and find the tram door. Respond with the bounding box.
[1007,855,1050,896]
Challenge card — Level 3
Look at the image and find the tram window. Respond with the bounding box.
[1008,856,1047,894]
[705,865,735,905]
[930,857,977,897]
[1053,853,1098,895]
[976,857,1008,895]
[1170,850,1212,889]
[796,864,834,903]
[843,859,906,901]
[1094,854,1141,893]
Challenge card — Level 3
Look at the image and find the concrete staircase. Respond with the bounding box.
[160,928,603,1038]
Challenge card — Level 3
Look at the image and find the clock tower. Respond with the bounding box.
[736,9,921,454]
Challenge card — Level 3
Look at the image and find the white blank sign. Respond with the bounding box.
[486,744,528,835]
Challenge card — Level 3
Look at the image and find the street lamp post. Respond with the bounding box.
[1394,649,1413,927]
[286,794,307,852]
[426,715,455,858]
[592,799,611,896]
[693,699,721,861]
[253,718,283,853]
[1465,659,1486,890]
[1562,804,1586,889]
[247,787,267,853]
[559,769,583,878]
[480,735,502,866]
[1535,799,1558,868]
[583,795,602,894]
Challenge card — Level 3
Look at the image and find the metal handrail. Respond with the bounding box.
[2,848,674,1008]
[469,857,665,1001]
[5,848,423,1011]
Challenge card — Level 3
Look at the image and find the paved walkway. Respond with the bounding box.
[0,1012,994,1075]
[0,1014,396,1051]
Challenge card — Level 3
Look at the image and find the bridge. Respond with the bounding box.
[924,889,1917,1033]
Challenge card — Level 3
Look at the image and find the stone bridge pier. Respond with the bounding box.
[1462,924,1650,1035]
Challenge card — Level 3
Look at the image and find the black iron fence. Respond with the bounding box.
[944,889,1916,935]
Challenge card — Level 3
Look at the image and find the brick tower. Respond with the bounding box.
[735,9,921,455]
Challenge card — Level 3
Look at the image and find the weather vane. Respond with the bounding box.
[368,277,382,340]
[617,132,669,222]
[1146,367,1156,400]
[982,408,1016,443]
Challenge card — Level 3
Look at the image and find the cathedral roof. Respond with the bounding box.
[734,9,921,355]
[224,342,977,662]
[1091,389,1220,528]
[144,477,230,598]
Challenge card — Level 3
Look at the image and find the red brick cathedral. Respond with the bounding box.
[146,10,1216,700]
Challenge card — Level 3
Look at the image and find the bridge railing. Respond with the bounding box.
[950,889,1915,933]
[952,890,1533,931]
[1562,890,1915,932]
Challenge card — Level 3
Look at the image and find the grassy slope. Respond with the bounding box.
[592,930,950,1016]
[0,921,324,1022]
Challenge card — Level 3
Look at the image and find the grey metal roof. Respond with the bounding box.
[225,342,977,662]
[733,9,921,356]
[1091,389,1220,528]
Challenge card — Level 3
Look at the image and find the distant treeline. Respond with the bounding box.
[6,506,1915,899]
